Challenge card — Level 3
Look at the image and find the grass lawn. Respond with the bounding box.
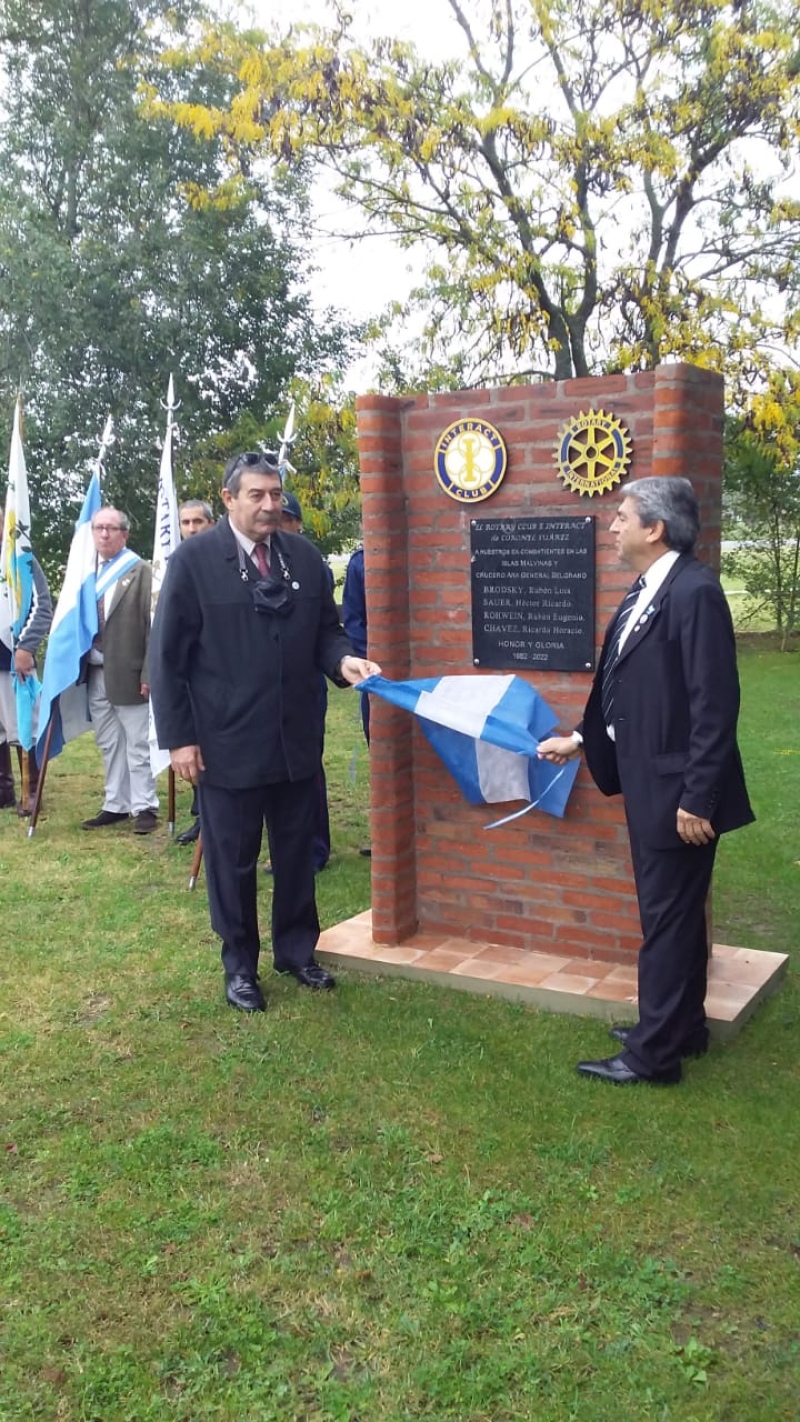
[0,644,798,1421]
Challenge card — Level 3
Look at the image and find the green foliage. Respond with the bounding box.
[177,379,363,558]
[723,373,800,648]
[159,0,800,387]
[0,0,359,580]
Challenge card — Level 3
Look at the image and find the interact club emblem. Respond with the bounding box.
[554,409,632,497]
[434,419,508,503]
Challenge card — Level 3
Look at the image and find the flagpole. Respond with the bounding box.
[27,710,54,836]
[188,830,203,890]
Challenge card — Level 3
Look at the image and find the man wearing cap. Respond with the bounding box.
[343,542,371,855]
[150,451,381,1013]
[174,499,215,845]
[280,488,333,872]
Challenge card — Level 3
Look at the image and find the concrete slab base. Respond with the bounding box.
[318,911,788,1040]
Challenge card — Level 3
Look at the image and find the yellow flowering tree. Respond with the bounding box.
[724,370,800,647]
[152,0,800,384]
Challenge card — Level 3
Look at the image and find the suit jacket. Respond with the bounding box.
[581,554,754,849]
[149,517,353,788]
[342,546,367,656]
[100,559,152,706]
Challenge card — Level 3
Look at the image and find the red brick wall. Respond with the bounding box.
[356,364,724,961]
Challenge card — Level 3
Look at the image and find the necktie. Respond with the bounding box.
[93,583,106,652]
[253,542,269,577]
[601,575,645,727]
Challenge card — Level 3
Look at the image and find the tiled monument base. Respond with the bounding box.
[318,911,787,1040]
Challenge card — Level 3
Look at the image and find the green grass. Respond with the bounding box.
[0,652,798,1421]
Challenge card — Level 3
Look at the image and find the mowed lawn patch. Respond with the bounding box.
[0,650,798,1422]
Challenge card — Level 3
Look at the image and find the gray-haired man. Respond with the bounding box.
[539,477,754,1086]
[81,507,159,834]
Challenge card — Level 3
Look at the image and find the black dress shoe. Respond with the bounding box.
[609,1025,708,1058]
[81,810,131,829]
[133,809,159,835]
[225,974,266,1012]
[576,1054,680,1085]
[609,1024,634,1046]
[176,820,201,845]
[276,961,336,991]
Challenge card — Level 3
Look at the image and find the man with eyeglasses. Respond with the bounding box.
[149,451,381,1013]
[81,507,159,834]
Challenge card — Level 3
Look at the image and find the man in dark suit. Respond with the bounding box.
[82,507,159,834]
[149,451,381,1013]
[539,477,754,1086]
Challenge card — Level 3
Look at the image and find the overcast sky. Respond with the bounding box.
[245,0,462,360]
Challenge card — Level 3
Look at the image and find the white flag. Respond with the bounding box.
[149,376,180,777]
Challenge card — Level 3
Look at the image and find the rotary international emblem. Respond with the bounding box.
[554,409,632,497]
[434,419,507,503]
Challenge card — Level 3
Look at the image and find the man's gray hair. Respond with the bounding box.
[179,499,214,523]
[623,477,699,554]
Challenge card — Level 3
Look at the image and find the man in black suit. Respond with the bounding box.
[539,477,754,1085]
[149,451,381,1012]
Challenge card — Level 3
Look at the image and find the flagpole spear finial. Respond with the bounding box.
[277,401,297,481]
[162,374,180,417]
[93,415,115,486]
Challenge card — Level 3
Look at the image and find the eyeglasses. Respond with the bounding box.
[93,524,124,533]
[224,450,280,488]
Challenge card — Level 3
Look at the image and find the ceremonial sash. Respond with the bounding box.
[96,549,141,600]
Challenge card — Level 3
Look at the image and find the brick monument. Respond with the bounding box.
[318,363,786,1027]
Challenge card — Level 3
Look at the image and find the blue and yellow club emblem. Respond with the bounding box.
[554,408,632,497]
[434,419,507,503]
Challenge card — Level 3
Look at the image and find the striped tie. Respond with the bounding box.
[601,576,645,727]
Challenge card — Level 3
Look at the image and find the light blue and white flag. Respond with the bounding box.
[149,376,180,777]
[358,673,579,822]
[0,401,40,750]
[36,470,102,761]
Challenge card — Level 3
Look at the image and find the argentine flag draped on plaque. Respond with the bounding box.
[0,401,40,749]
[358,674,579,821]
[149,376,180,777]
[36,470,102,761]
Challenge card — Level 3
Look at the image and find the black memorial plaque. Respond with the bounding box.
[470,517,595,672]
